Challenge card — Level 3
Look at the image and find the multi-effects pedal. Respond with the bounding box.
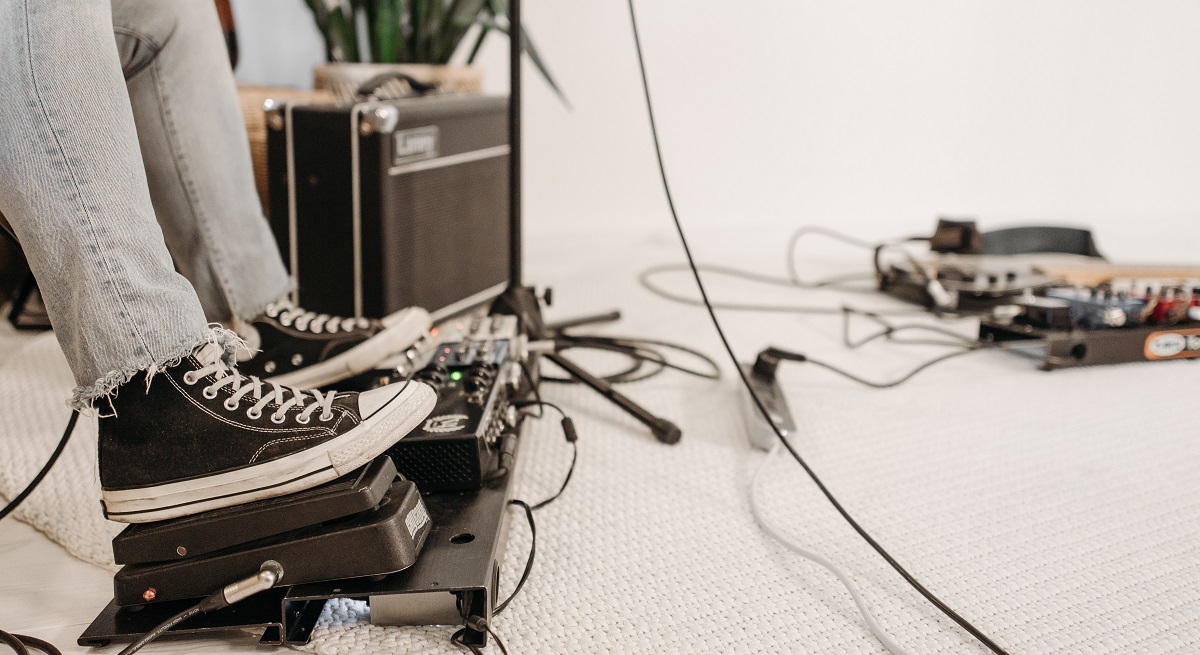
[371,313,524,491]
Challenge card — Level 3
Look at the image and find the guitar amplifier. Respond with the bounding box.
[265,94,510,320]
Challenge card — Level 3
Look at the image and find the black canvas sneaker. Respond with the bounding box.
[236,302,430,389]
[98,342,436,523]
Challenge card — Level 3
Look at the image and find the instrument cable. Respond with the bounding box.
[0,411,79,522]
[638,227,955,317]
[493,499,536,617]
[115,560,284,655]
[544,332,721,384]
[0,630,61,655]
[625,2,1014,653]
[752,442,913,655]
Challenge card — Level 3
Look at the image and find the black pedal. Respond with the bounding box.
[112,456,398,565]
[369,314,521,492]
[113,477,431,606]
[386,342,513,492]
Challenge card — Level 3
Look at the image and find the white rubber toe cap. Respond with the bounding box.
[382,306,432,330]
[358,380,437,420]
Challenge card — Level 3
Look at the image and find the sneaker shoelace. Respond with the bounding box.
[183,358,337,424]
[265,302,371,334]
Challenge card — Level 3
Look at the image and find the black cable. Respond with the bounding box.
[493,499,535,616]
[116,605,202,655]
[0,413,80,655]
[785,226,887,289]
[0,631,29,655]
[450,629,484,655]
[0,630,61,655]
[512,400,578,510]
[645,262,876,294]
[841,308,980,350]
[0,411,79,522]
[564,334,722,379]
[541,338,658,383]
[451,624,510,655]
[639,229,952,317]
[638,265,941,317]
[531,442,575,510]
[485,626,510,655]
[540,333,722,385]
[626,3,1013,653]
[790,348,980,389]
[112,562,283,655]
[550,334,721,383]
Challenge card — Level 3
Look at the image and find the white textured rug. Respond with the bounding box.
[0,334,122,571]
[2,329,1200,654]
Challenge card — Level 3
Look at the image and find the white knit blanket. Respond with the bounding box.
[2,328,1199,654]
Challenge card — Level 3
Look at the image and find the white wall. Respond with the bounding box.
[232,1,1200,261]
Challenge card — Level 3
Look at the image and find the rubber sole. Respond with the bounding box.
[266,307,431,389]
[101,381,436,524]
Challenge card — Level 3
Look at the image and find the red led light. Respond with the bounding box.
[439,356,446,362]
[143,588,157,602]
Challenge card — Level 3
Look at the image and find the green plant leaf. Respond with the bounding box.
[395,0,408,63]
[437,0,486,63]
[477,16,569,108]
[327,4,361,62]
[517,25,568,108]
[423,0,445,61]
[358,0,379,61]
[302,0,336,61]
[465,22,490,63]
[303,0,564,92]
[373,0,401,62]
[410,0,427,62]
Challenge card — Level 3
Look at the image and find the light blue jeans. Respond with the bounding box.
[0,0,290,408]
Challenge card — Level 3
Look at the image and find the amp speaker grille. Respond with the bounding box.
[380,156,510,316]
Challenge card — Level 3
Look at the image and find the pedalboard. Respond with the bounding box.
[980,299,1200,370]
[877,260,1056,313]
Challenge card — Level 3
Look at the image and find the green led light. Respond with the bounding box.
[450,371,463,381]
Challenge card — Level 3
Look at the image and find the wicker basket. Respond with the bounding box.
[313,63,483,103]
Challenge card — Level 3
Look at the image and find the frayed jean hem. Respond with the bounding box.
[68,324,242,412]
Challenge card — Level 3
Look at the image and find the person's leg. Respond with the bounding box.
[0,0,436,523]
[109,0,289,324]
[106,1,430,388]
[0,0,213,408]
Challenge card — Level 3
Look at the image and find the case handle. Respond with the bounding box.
[354,71,437,101]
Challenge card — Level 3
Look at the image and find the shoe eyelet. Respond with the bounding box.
[202,386,219,399]
[291,354,304,366]
[182,372,198,385]
[296,414,311,425]
[270,413,287,424]
[319,411,334,422]
[246,408,263,420]
[223,398,239,411]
